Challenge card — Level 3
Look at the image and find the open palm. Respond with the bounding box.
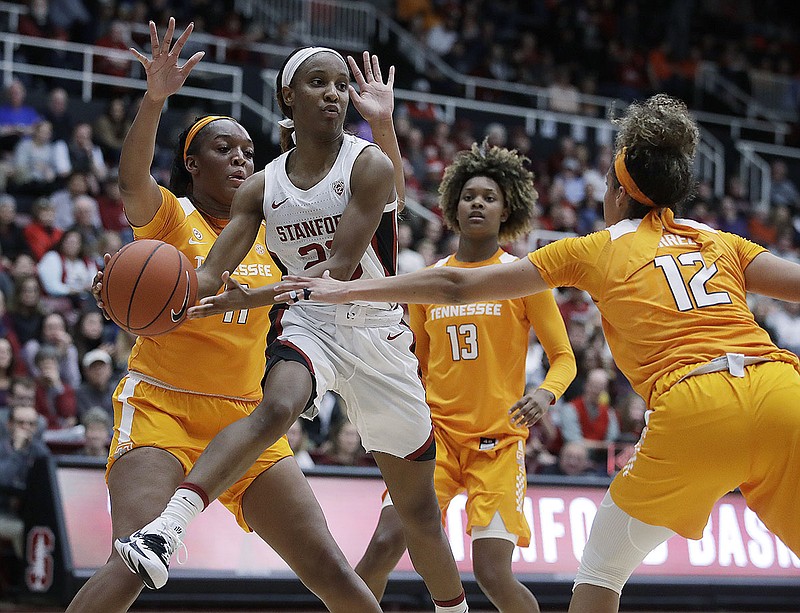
[130,17,205,101]
[347,51,395,123]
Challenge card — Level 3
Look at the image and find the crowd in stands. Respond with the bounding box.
[2,0,800,583]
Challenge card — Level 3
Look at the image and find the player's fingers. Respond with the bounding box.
[162,17,176,51]
[171,22,194,56]
[386,65,395,88]
[362,50,373,80]
[371,54,382,82]
[347,55,365,86]
[181,51,205,74]
[148,20,159,53]
[130,47,149,66]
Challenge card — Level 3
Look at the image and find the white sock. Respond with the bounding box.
[434,593,468,613]
[161,487,204,533]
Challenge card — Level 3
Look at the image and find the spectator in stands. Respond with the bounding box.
[769,160,800,211]
[96,172,129,239]
[9,120,59,198]
[0,80,40,156]
[311,420,375,467]
[0,404,49,563]
[23,197,62,261]
[0,195,29,266]
[286,418,315,470]
[764,299,800,356]
[50,171,98,231]
[36,229,96,313]
[41,87,75,144]
[72,307,115,361]
[67,195,103,258]
[211,12,265,65]
[558,367,620,460]
[0,289,23,366]
[398,78,446,126]
[538,440,604,477]
[93,21,134,84]
[397,222,426,274]
[77,405,111,458]
[616,392,647,445]
[0,338,15,408]
[547,67,581,114]
[93,229,123,270]
[93,97,132,166]
[75,348,115,422]
[8,276,44,346]
[17,0,69,72]
[715,195,749,237]
[23,311,81,390]
[32,345,77,430]
[53,123,108,194]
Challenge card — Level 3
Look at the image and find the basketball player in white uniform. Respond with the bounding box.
[117,46,468,612]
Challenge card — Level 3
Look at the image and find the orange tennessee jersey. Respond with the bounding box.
[411,249,575,450]
[127,186,278,400]
[528,216,799,404]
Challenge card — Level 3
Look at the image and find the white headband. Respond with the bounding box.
[278,47,347,131]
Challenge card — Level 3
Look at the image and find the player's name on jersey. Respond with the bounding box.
[428,302,503,321]
[193,256,274,278]
[275,214,342,242]
[658,233,698,248]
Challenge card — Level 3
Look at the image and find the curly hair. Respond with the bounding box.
[438,140,537,242]
[611,94,699,213]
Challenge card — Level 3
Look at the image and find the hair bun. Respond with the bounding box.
[614,94,699,158]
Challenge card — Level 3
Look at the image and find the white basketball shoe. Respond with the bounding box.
[114,516,186,589]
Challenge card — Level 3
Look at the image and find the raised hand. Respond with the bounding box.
[130,17,205,102]
[347,51,394,124]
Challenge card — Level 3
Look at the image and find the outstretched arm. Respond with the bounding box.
[194,172,266,300]
[276,257,551,305]
[119,18,204,227]
[347,52,405,212]
[745,251,800,302]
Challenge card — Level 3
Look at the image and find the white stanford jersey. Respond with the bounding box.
[262,134,399,313]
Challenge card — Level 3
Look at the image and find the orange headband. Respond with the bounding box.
[183,115,234,161]
[614,147,656,207]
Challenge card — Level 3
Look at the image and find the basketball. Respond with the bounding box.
[100,239,198,337]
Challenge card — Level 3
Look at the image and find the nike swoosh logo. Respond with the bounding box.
[188,238,206,245]
[387,331,403,341]
[170,271,192,322]
[271,198,289,209]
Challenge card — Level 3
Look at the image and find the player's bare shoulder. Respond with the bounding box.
[232,169,267,214]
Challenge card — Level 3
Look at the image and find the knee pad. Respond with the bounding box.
[574,491,675,595]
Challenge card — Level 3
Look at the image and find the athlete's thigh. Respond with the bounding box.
[740,362,800,553]
[107,446,185,539]
[433,429,464,512]
[338,326,432,458]
[611,372,750,539]
[463,440,531,547]
[241,457,348,567]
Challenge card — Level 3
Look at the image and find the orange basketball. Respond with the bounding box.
[101,239,198,337]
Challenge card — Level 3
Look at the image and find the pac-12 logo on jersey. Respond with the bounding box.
[332,180,345,196]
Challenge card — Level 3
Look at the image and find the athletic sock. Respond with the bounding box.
[434,591,468,613]
[161,483,208,531]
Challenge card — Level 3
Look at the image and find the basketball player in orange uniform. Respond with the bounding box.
[354,142,576,612]
[65,19,382,612]
[278,94,800,612]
